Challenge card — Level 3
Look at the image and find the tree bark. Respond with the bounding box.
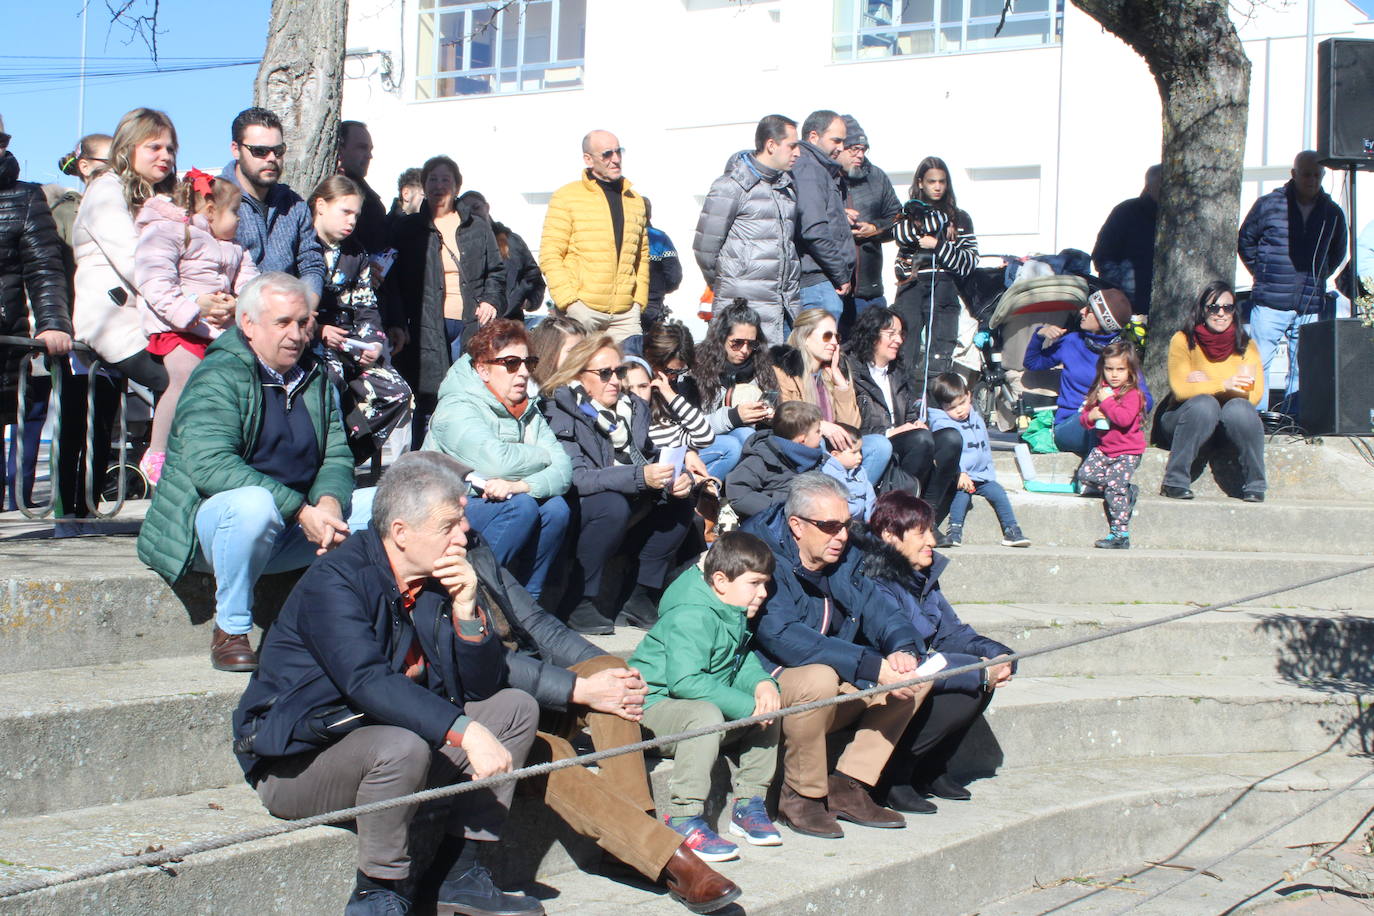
[253,0,350,196]
[1070,0,1251,417]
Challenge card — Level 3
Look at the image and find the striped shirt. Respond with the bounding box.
[648,394,716,451]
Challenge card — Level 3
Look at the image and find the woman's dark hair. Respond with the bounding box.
[693,299,779,408]
[420,155,461,191]
[703,530,776,582]
[908,155,958,219]
[843,306,905,366]
[868,489,935,541]
[466,319,529,363]
[1087,339,1145,422]
[642,321,700,420]
[1183,280,1249,353]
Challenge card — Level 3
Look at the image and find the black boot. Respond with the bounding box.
[567,597,613,636]
[616,583,660,629]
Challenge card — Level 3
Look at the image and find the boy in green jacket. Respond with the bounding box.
[629,531,783,862]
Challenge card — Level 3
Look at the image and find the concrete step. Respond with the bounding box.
[955,490,1374,555]
[991,439,1374,503]
[2,750,1367,915]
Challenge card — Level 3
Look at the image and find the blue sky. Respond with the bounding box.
[1,0,272,187]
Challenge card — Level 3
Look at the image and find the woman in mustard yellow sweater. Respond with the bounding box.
[1156,281,1267,501]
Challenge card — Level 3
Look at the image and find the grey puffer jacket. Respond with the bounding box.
[693,151,800,312]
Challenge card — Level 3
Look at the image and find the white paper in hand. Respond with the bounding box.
[916,652,948,676]
[662,443,688,480]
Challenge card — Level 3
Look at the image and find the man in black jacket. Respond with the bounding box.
[840,116,901,321]
[336,120,389,254]
[233,451,543,916]
[793,110,857,323]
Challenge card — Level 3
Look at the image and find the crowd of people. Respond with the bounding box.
[0,101,1346,915]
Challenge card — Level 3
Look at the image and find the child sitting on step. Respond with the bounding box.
[629,531,784,862]
[1077,339,1147,549]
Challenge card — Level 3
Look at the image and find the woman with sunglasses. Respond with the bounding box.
[643,320,739,483]
[1156,281,1266,501]
[542,336,696,635]
[844,306,963,524]
[693,299,782,461]
[772,308,892,488]
[425,319,572,602]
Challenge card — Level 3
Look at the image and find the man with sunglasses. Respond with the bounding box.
[540,130,650,352]
[222,107,324,303]
[742,473,926,840]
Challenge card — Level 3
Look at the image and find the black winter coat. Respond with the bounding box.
[350,176,390,256]
[792,141,856,290]
[723,428,826,520]
[493,223,544,316]
[849,356,921,435]
[846,159,901,299]
[543,385,657,497]
[386,199,507,397]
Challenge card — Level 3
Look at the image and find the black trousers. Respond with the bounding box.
[571,490,694,600]
[890,425,964,525]
[893,273,964,396]
[884,685,995,787]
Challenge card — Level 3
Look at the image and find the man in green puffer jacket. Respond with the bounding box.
[137,273,355,673]
[629,531,784,862]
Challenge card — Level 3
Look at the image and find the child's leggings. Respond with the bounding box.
[148,347,202,455]
[1077,448,1140,535]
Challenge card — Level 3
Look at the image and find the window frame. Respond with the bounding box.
[831,0,1063,63]
[415,0,586,101]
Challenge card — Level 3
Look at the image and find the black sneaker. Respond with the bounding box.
[1094,534,1131,549]
[345,887,411,916]
[885,784,938,814]
[566,598,613,636]
[1159,485,1194,500]
[615,583,660,629]
[935,528,955,548]
[1241,491,1265,503]
[943,525,963,547]
[1000,526,1030,548]
[437,865,545,916]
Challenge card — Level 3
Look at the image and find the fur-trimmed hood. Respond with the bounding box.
[849,520,948,600]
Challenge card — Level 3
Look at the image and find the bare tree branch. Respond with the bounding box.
[104,0,163,63]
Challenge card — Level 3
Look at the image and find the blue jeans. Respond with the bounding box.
[799,283,843,322]
[1053,415,1093,457]
[854,295,888,315]
[860,433,893,489]
[1248,305,1320,409]
[194,486,370,635]
[462,493,570,600]
[948,479,1019,532]
[698,434,744,480]
[445,318,466,363]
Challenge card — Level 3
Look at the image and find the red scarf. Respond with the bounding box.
[1193,324,1236,362]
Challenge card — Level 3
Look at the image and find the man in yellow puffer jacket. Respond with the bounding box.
[540,130,651,347]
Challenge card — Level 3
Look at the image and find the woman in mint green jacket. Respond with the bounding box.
[424,319,571,601]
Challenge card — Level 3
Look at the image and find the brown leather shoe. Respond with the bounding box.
[661,844,741,914]
[211,626,258,672]
[776,782,842,839]
[827,771,906,829]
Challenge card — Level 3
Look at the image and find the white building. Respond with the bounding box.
[342,0,1374,321]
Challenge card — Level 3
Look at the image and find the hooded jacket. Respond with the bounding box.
[133,195,258,338]
[71,171,148,362]
[1238,181,1347,315]
[845,158,901,300]
[219,162,325,296]
[742,502,918,688]
[790,141,855,290]
[539,170,650,315]
[424,354,572,500]
[1022,327,1154,425]
[629,566,776,720]
[852,524,1012,695]
[724,428,826,520]
[693,150,801,312]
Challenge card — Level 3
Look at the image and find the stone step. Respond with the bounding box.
[1,750,1367,915]
[990,439,1374,503]
[955,490,1374,555]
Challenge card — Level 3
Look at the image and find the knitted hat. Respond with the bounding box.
[1087,288,1133,333]
[841,115,868,149]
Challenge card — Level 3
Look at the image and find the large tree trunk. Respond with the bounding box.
[253,0,350,196]
[1071,0,1251,417]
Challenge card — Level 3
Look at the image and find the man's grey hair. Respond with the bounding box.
[372,451,474,534]
[785,472,851,522]
[238,272,309,322]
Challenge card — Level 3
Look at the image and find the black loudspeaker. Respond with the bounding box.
[1318,38,1374,169]
[1298,318,1374,436]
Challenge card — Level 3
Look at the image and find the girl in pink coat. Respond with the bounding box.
[133,169,257,483]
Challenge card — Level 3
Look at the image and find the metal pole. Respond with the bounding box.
[78,0,89,137]
[1302,0,1316,146]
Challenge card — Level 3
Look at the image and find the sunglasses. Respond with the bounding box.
[727,337,758,351]
[596,147,625,161]
[483,355,540,372]
[243,144,287,160]
[1205,302,1236,315]
[582,366,628,383]
[797,516,847,536]
[662,366,690,378]
[816,330,837,343]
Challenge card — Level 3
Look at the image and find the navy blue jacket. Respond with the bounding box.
[1023,327,1153,425]
[1092,193,1157,315]
[854,525,1012,696]
[791,141,856,290]
[233,526,517,781]
[743,502,919,688]
[543,385,658,497]
[1238,181,1347,315]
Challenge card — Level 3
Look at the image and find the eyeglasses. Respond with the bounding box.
[1205,302,1236,315]
[797,516,848,536]
[727,337,758,351]
[582,366,628,383]
[483,355,540,372]
[243,144,287,160]
[879,328,903,340]
[816,330,837,343]
[596,147,625,161]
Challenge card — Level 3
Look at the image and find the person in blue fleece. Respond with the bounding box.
[1022,288,1151,456]
[821,422,876,521]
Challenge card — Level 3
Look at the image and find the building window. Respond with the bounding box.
[416,0,586,99]
[832,0,1062,61]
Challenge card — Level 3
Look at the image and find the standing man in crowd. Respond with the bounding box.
[1238,150,1348,410]
[793,110,857,323]
[222,107,324,301]
[540,130,650,352]
[841,115,901,322]
[336,120,388,253]
[389,167,424,224]
[1093,164,1160,316]
[137,273,355,672]
[694,113,802,345]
